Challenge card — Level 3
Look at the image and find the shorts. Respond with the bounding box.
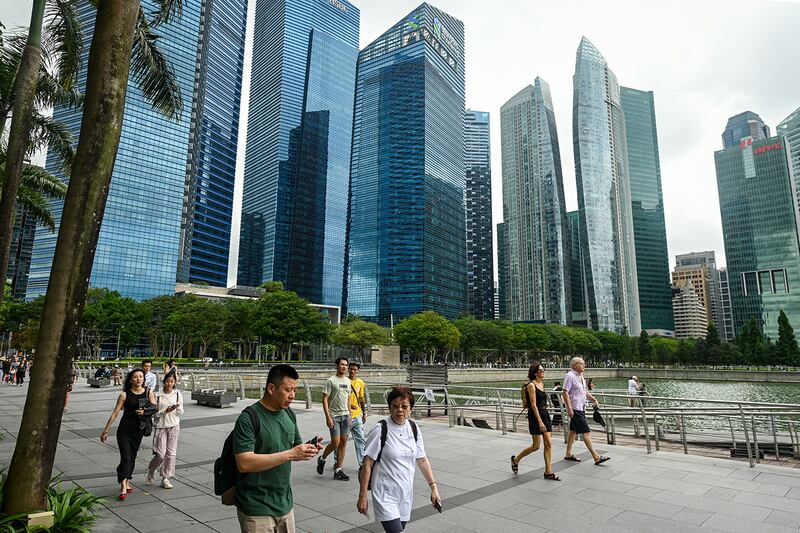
[528,409,553,435]
[237,508,294,533]
[329,415,351,439]
[569,410,591,434]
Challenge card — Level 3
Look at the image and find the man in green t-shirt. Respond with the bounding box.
[234,364,323,532]
[316,357,352,480]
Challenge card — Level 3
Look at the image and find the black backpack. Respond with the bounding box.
[360,419,418,490]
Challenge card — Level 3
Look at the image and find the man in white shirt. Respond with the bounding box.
[627,376,640,407]
[562,357,608,465]
[142,359,157,390]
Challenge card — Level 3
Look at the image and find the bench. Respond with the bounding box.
[191,389,238,408]
[87,377,112,388]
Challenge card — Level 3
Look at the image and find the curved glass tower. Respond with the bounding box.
[572,37,640,334]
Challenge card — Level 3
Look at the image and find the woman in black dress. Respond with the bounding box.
[100,369,157,500]
[511,363,559,480]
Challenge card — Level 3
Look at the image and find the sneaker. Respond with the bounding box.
[333,470,350,481]
[316,457,325,475]
[146,470,155,485]
[160,478,173,489]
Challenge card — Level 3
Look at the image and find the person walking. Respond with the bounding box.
[15,357,28,386]
[142,359,157,390]
[511,363,559,480]
[348,362,368,468]
[100,368,157,500]
[163,358,179,384]
[357,387,441,533]
[147,373,183,489]
[233,364,323,533]
[562,357,609,466]
[8,357,18,385]
[316,357,352,480]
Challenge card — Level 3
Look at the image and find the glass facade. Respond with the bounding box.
[573,37,640,334]
[497,222,509,320]
[29,0,205,300]
[238,0,358,308]
[344,4,466,324]
[620,87,673,331]
[7,204,37,300]
[714,134,800,339]
[722,111,770,149]
[567,211,586,326]
[500,79,570,323]
[718,268,735,341]
[777,107,800,225]
[464,110,494,320]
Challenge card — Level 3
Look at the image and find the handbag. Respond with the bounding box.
[138,388,158,436]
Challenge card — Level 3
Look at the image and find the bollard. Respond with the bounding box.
[680,414,688,455]
[304,380,312,410]
[496,390,507,435]
[189,373,195,392]
[653,414,660,452]
[238,376,246,400]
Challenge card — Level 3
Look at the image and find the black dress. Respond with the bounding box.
[527,384,553,435]
[116,389,147,483]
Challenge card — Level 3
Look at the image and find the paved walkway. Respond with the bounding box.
[3,381,800,532]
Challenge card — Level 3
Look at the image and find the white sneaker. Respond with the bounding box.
[160,478,173,489]
[146,470,155,485]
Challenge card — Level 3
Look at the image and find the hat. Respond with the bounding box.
[631,376,638,380]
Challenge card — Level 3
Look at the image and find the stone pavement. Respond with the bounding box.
[4,381,800,532]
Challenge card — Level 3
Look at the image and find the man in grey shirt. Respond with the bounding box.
[316,357,352,480]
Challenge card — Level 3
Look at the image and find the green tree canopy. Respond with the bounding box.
[776,310,799,365]
[252,289,334,356]
[331,315,391,359]
[394,310,460,364]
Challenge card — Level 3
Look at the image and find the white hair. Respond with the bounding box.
[570,357,585,368]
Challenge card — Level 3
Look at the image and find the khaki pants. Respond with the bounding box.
[237,508,295,533]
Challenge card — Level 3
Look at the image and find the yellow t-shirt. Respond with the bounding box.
[349,378,366,419]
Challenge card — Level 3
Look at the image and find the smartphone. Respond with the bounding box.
[433,500,442,513]
[306,436,321,446]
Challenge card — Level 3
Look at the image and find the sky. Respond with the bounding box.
[3,0,800,284]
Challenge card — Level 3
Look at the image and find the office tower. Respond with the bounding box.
[29,0,245,300]
[715,128,800,339]
[497,222,509,320]
[777,107,800,222]
[672,282,708,339]
[620,87,673,331]
[464,110,494,320]
[238,0,359,307]
[344,4,466,324]
[6,204,37,300]
[499,79,571,324]
[572,37,640,334]
[672,265,710,317]
[722,111,770,149]
[675,251,723,333]
[567,211,585,326]
[718,268,734,341]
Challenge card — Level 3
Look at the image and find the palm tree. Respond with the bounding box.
[3,0,184,514]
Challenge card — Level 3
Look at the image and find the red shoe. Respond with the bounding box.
[127,488,133,493]
[118,493,127,501]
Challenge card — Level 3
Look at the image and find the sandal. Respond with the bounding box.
[594,456,610,465]
[118,493,127,501]
[543,473,561,481]
[563,455,581,462]
[510,456,519,475]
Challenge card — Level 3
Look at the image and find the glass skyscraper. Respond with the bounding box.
[620,87,673,331]
[714,130,800,339]
[344,3,466,324]
[500,79,570,324]
[573,37,640,334]
[237,0,359,308]
[497,222,509,320]
[722,111,770,149]
[777,107,800,224]
[464,110,494,320]
[567,210,586,326]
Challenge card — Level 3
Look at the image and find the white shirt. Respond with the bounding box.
[144,371,157,391]
[628,379,639,395]
[154,389,184,428]
[364,417,426,522]
[563,370,587,412]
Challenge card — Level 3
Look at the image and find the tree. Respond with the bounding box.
[81,287,141,359]
[736,317,766,364]
[252,290,334,357]
[776,310,799,366]
[332,315,391,360]
[393,310,460,364]
[223,298,259,359]
[5,0,183,514]
[163,298,228,357]
[638,330,653,362]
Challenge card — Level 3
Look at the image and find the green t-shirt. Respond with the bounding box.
[324,375,352,417]
[233,402,302,517]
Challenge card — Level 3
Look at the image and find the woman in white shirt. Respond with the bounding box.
[357,387,441,533]
[146,373,183,489]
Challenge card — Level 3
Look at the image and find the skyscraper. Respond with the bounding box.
[714,125,800,339]
[722,111,770,149]
[567,211,586,326]
[620,87,673,331]
[497,222,509,320]
[499,79,571,324]
[777,107,800,223]
[6,204,37,300]
[237,0,359,307]
[29,0,245,300]
[672,282,708,339]
[718,267,734,341]
[464,110,494,320]
[344,3,466,324]
[675,251,723,333]
[572,37,640,334]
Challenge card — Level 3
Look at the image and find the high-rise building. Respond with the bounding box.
[620,87,673,331]
[497,222,509,320]
[722,111,770,149]
[777,107,800,223]
[499,79,571,324]
[672,265,711,317]
[567,210,586,326]
[237,0,359,307]
[715,129,800,339]
[6,204,37,300]
[675,251,723,334]
[464,109,494,320]
[572,37,640,334]
[29,0,246,300]
[344,4,466,324]
[718,267,734,341]
[672,282,708,339]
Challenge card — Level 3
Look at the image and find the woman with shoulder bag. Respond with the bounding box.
[147,373,184,489]
[510,363,559,480]
[100,368,157,500]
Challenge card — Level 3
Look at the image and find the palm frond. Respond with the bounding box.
[21,163,67,199]
[43,0,83,87]
[28,112,75,171]
[150,0,184,27]
[34,69,82,109]
[13,186,56,231]
[130,7,182,121]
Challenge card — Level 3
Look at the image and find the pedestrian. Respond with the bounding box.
[586,378,596,391]
[550,381,563,426]
[142,359,157,390]
[100,368,157,500]
[233,364,323,533]
[112,365,122,387]
[94,364,108,379]
[562,357,609,466]
[15,357,28,386]
[8,357,18,386]
[511,363,559,479]
[627,376,640,407]
[0,356,7,383]
[316,357,352,481]
[163,358,179,384]
[357,387,441,533]
[147,373,183,489]
[348,362,368,468]
[64,364,78,413]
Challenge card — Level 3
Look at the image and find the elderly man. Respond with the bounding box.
[562,357,609,465]
[627,376,641,407]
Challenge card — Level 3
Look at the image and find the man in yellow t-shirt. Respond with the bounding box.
[348,362,367,466]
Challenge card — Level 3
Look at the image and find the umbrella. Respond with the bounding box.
[592,405,606,428]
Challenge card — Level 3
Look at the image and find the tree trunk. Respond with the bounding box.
[0,0,46,305]
[4,0,139,514]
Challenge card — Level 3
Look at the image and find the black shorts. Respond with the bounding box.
[569,410,591,434]
[528,409,552,435]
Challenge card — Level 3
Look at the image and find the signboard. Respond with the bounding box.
[402,26,458,72]
[424,388,436,402]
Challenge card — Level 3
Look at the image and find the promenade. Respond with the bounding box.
[3,381,800,532]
